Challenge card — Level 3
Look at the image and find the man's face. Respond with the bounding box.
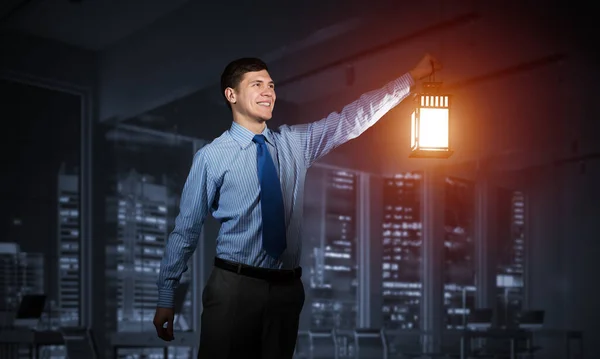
[230,70,276,122]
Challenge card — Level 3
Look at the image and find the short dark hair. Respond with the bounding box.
[220,57,269,110]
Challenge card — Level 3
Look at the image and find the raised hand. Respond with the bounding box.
[410,53,443,81]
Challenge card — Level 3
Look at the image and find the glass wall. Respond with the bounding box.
[299,165,360,357]
[0,77,82,358]
[380,172,423,331]
[303,166,359,331]
[102,123,201,359]
[443,177,476,329]
[495,188,526,327]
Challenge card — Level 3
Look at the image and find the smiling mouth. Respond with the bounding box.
[257,102,271,107]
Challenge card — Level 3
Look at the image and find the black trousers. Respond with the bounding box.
[198,264,305,359]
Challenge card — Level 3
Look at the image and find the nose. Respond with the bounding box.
[262,87,275,97]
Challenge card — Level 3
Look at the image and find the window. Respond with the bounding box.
[496,189,526,326]
[381,172,423,330]
[443,177,475,329]
[102,124,199,358]
[307,166,358,330]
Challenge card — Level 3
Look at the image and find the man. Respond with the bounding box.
[154,53,442,358]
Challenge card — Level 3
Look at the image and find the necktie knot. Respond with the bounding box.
[253,134,266,145]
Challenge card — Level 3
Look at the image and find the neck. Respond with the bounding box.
[232,114,266,134]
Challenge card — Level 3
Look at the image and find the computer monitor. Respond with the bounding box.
[13,294,46,328]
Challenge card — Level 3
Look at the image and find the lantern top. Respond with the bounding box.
[420,81,444,94]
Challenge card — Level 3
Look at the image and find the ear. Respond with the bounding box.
[224,87,236,105]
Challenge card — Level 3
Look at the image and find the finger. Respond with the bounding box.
[154,321,163,338]
[155,320,171,341]
[160,328,172,341]
[167,318,174,340]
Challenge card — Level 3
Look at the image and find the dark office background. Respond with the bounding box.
[0,0,598,358]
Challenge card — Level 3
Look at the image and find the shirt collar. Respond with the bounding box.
[229,121,274,149]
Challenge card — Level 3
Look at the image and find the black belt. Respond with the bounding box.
[214,257,302,282]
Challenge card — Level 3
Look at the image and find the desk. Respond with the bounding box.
[110,331,198,359]
[0,329,64,359]
[460,329,532,359]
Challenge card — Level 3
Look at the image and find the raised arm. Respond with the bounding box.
[299,73,414,167]
[291,54,441,168]
[156,148,217,308]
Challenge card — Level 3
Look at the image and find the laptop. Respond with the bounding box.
[13,294,46,329]
[466,308,493,330]
[518,310,544,330]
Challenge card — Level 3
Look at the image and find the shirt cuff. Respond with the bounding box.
[157,289,175,308]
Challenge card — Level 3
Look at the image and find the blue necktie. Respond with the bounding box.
[252,135,287,259]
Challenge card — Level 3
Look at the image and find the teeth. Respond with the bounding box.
[258,102,271,107]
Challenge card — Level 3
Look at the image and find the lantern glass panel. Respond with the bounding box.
[419,107,448,149]
[411,111,416,149]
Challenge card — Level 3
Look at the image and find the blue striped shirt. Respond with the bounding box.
[157,73,414,308]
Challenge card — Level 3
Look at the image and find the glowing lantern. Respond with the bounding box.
[409,82,453,158]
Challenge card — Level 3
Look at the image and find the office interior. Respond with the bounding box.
[0,0,598,358]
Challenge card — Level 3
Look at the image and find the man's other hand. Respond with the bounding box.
[410,53,443,81]
[153,307,175,341]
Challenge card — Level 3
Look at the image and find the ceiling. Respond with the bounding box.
[1,0,191,51]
